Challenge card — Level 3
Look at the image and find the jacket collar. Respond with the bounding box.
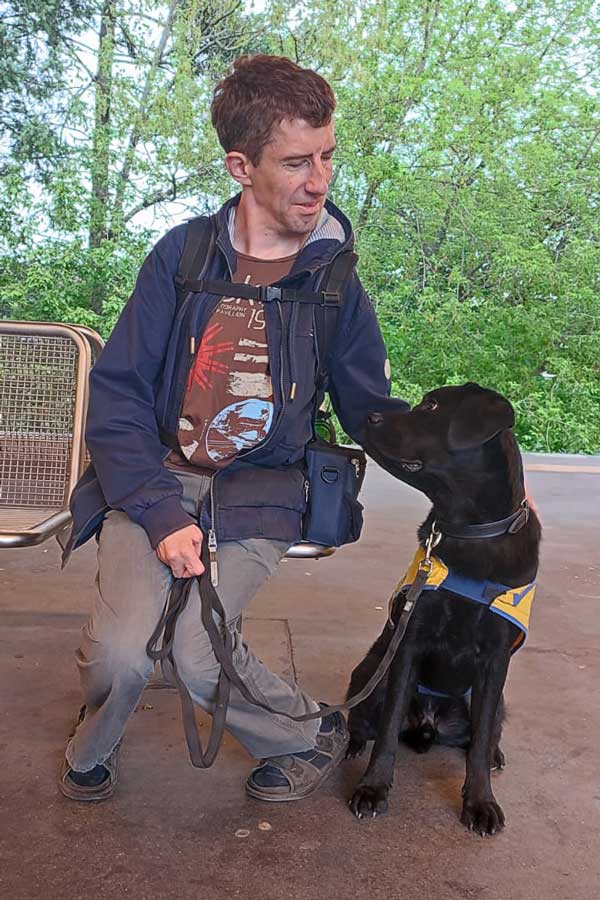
[212,193,355,280]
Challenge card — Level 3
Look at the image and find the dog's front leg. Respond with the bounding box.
[349,643,417,819]
[461,651,510,836]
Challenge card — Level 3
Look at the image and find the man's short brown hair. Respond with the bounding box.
[211,54,336,165]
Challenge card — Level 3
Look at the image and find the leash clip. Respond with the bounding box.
[388,524,441,629]
[424,522,442,562]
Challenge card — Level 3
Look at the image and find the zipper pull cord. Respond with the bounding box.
[208,475,218,586]
[208,529,218,587]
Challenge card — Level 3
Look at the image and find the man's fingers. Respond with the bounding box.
[156,525,205,576]
[181,563,205,579]
[181,555,205,577]
[168,551,205,578]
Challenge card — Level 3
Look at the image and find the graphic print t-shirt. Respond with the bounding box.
[167,250,298,472]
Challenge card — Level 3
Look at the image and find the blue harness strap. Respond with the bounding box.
[417,683,472,700]
[395,548,537,701]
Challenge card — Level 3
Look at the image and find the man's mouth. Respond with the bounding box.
[296,201,321,213]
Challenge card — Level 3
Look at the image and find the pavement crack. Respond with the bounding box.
[283,618,299,684]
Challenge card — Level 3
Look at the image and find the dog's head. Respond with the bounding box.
[366,382,515,492]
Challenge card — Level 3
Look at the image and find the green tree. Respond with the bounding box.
[1,0,599,451]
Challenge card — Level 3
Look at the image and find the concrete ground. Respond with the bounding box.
[1,454,599,900]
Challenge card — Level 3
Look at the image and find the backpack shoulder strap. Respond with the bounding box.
[314,249,358,390]
[174,215,216,311]
[174,217,357,387]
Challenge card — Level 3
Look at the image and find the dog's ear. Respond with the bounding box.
[448,385,515,451]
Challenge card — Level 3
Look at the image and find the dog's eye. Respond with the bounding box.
[421,398,438,411]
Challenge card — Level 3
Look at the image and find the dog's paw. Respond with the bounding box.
[349,784,390,819]
[345,737,367,759]
[460,797,505,836]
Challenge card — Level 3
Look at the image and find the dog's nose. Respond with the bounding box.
[368,412,384,426]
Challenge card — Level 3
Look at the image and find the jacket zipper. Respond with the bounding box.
[237,299,287,459]
[204,300,291,581]
[288,301,298,401]
[157,290,196,424]
[167,232,233,431]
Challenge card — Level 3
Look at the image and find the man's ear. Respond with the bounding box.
[225,151,253,187]
[448,384,515,451]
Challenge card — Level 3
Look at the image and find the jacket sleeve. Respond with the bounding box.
[327,271,410,446]
[85,225,196,548]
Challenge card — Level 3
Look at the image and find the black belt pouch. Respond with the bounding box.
[302,439,367,547]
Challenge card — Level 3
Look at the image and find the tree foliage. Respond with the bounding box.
[1,0,599,451]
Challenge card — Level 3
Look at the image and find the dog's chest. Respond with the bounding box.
[415,589,510,658]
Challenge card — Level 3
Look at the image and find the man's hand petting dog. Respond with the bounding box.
[156,524,205,578]
[346,382,541,837]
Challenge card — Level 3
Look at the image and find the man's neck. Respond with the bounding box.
[232,192,312,259]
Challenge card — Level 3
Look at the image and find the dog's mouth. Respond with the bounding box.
[400,459,423,473]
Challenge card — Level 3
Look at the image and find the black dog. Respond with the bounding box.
[347,383,541,835]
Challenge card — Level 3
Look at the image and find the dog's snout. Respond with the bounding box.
[368,412,384,426]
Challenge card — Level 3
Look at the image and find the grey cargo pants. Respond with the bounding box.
[65,467,321,773]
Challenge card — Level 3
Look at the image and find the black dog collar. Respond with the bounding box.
[436,499,530,541]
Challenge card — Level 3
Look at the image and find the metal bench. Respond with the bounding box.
[0,322,92,548]
[0,320,333,558]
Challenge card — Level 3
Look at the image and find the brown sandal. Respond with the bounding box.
[59,747,119,802]
[245,709,348,802]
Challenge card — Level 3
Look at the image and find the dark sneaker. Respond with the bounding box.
[245,707,349,802]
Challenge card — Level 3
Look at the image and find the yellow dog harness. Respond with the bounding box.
[393,547,536,654]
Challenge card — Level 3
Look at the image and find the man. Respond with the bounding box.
[59,54,407,803]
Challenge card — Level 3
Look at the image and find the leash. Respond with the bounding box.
[146,549,232,768]
[146,535,435,769]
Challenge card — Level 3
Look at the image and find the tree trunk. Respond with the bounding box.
[89,0,116,254]
[111,0,179,230]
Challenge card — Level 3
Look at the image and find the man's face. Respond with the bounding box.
[238,117,336,238]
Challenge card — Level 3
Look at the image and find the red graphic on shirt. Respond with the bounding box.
[187,322,235,392]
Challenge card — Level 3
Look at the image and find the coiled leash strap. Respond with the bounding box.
[146,546,232,768]
[146,537,433,768]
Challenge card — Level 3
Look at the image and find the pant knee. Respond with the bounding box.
[172,631,222,693]
[76,634,155,688]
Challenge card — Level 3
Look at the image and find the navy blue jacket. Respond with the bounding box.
[61,195,408,565]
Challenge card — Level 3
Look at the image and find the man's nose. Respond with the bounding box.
[368,412,384,426]
[306,162,329,195]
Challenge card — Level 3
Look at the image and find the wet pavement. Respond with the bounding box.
[1,454,599,900]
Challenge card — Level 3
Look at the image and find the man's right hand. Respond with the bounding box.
[156,524,205,578]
